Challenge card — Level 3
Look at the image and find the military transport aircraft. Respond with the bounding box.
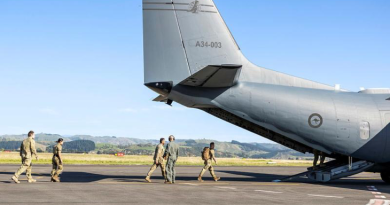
[142,0,390,183]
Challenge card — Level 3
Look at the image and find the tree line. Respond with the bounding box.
[0,141,22,151]
[46,140,95,153]
[0,140,95,153]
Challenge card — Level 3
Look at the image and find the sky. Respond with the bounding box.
[0,0,389,143]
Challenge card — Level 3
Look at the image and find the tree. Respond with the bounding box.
[46,140,95,153]
[0,141,22,150]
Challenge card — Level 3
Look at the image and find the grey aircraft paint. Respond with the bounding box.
[142,0,390,180]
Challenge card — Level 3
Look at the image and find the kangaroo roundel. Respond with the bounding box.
[308,113,323,128]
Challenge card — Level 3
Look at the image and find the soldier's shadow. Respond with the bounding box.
[59,171,289,183]
[0,172,52,183]
[0,171,296,183]
[60,170,288,183]
[61,172,146,183]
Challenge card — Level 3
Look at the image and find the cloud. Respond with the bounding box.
[39,108,59,115]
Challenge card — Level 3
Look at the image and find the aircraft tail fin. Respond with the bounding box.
[143,0,243,86]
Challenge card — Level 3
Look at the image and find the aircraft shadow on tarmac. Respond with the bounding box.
[0,170,388,194]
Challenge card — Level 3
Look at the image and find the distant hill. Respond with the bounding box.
[0,133,313,159]
[69,135,158,145]
[0,140,47,153]
[46,140,95,153]
[0,133,68,145]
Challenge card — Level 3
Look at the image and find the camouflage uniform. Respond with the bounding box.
[313,149,326,169]
[13,137,38,181]
[199,149,218,180]
[51,144,63,180]
[146,143,167,181]
[165,141,179,183]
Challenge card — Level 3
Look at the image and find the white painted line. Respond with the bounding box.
[366,199,380,205]
[372,192,382,195]
[182,183,199,186]
[366,199,390,205]
[216,186,237,190]
[272,180,281,182]
[255,190,283,194]
[375,196,387,199]
[307,194,344,199]
[368,186,378,191]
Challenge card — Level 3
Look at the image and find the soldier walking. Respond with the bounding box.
[11,131,39,183]
[198,142,220,182]
[145,138,167,183]
[164,135,179,184]
[51,138,64,182]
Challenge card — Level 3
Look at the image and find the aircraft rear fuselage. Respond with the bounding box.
[169,82,390,163]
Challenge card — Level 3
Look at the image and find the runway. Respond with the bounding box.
[0,165,389,205]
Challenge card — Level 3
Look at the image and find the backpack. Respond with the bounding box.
[202,147,211,160]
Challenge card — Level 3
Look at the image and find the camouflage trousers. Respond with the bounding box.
[199,159,217,179]
[166,158,177,183]
[14,157,33,180]
[51,157,63,178]
[146,162,167,181]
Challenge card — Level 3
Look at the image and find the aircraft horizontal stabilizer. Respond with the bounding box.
[179,65,242,88]
[152,95,168,102]
[153,95,168,102]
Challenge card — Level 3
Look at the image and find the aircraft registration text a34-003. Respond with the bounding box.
[195,41,222,48]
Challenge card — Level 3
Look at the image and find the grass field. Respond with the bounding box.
[0,152,312,166]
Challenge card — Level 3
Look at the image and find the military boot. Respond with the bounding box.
[197,176,204,182]
[163,175,167,183]
[11,176,20,184]
[52,175,60,182]
[214,177,221,182]
[28,178,37,183]
[145,177,151,183]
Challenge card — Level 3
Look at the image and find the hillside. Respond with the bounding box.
[69,135,158,145]
[0,133,313,159]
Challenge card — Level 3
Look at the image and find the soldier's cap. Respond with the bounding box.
[56,138,64,143]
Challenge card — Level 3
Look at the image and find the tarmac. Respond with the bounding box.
[0,165,389,205]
